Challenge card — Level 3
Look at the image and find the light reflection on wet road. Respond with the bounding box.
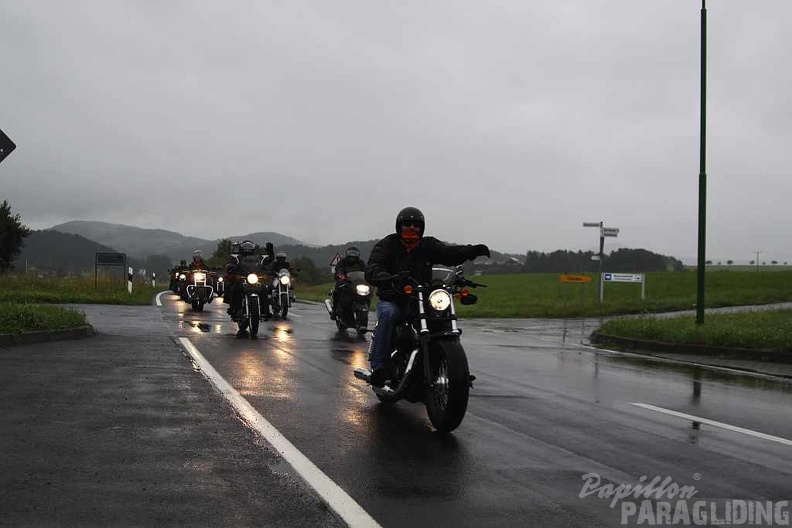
[161,293,792,528]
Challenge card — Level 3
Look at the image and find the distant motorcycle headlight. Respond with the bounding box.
[356,284,371,296]
[246,273,259,285]
[217,277,224,283]
[428,289,452,311]
[193,272,206,281]
[179,274,186,281]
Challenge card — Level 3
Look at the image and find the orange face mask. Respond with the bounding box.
[400,226,421,251]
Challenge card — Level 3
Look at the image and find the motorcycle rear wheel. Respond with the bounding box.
[425,340,470,433]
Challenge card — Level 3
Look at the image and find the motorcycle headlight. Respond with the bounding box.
[193,272,206,281]
[279,275,290,285]
[217,277,224,283]
[246,273,259,285]
[179,274,186,281]
[428,289,452,311]
[356,284,370,296]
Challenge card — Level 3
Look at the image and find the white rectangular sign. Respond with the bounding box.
[603,273,643,283]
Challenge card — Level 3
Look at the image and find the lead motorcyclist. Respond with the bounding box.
[225,240,275,327]
[364,207,490,387]
[331,246,367,320]
[189,250,207,270]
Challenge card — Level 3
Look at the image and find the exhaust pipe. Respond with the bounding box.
[323,299,333,316]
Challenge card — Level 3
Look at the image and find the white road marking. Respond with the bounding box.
[632,403,792,447]
[178,337,381,528]
[155,290,168,307]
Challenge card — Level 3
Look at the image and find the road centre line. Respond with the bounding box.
[632,403,792,447]
[178,337,380,528]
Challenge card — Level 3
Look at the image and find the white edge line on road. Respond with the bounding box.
[178,337,381,528]
[631,402,792,447]
[155,290,167,307]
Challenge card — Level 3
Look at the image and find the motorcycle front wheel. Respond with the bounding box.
[425,340,470,433]
[249,296,260,336]
[280,294,288,318]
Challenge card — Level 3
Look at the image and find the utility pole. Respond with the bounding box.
[696,0,708,325]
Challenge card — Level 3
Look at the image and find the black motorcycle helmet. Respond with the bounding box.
[239,240,255,255]
[345,246,360,259]
[395,206,425,237]
[275,252,287,261]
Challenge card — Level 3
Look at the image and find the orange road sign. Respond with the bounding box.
[560,274,592,283]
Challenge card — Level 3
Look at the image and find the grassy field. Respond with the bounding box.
[297,271,792,318]
[0,276,160,334]
[5,271,792,351]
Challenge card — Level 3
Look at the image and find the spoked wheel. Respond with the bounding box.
[249,296,260,337]
[425,340,470,433]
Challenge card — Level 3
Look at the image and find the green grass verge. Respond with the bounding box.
[0,303,88,334]
[598,310,792,352]
[0,276,161,305]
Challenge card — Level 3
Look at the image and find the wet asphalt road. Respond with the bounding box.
[165,294,792,527]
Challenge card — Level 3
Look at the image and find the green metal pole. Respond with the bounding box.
[696,0,707,325]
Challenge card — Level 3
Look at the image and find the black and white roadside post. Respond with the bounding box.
[128,267,134,294]
[152,272,156,288]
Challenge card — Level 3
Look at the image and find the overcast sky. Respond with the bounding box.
[2,1,791,263]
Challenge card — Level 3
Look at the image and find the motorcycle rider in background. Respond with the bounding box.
[225,241,275,323]
[189,250,207,270]
[364,207,490,387]
[270,252,291,274]
[331,246,367,320]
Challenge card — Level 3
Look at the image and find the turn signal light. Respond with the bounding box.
[403,285,414,294]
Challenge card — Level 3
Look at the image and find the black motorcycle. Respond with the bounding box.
[231,270,266,337]
[269,268,292,319]
[354,267,485,432]
[325,271,372,337]
[184,269,215,311]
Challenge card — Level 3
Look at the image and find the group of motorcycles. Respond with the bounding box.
[171,255,485,433]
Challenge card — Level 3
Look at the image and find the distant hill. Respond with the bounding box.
[49,221,306,264]
[13,230,122,276]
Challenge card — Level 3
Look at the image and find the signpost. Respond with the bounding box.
[329,253,341,275]
[95,252,127,287]
[0,128,16,166]
[601,272,646,302]
[583,221,620,303]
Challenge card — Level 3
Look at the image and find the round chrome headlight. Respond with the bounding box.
[246,273,259,285]
[179,274,186,281]
[193,272,206,281]
[356,284,371,296]
[428,289,452,311]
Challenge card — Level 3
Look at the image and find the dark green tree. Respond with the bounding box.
[0,200,31,273]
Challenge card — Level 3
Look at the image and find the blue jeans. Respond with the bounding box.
[369,300,402,370]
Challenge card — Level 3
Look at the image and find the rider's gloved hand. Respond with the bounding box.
[472,244,491,259]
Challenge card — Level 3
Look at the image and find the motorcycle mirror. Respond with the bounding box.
[460,294,478,305]
[455,265,464,277]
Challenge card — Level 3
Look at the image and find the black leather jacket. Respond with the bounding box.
[335,256,366,280]
[365,234,480,302]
